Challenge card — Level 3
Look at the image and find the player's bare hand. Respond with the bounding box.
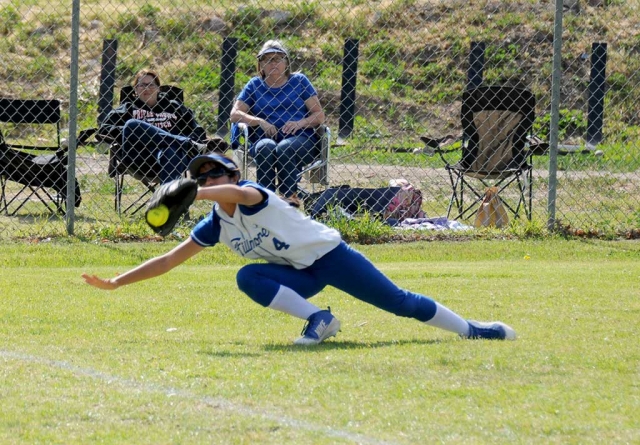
[82,273,118,290]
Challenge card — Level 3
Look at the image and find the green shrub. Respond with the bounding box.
[115,12,140,33]
[533,109,588,141]
[156,14,199,41]
[321,207,395,244]
[139,4,160,22]
[0,5,21,35]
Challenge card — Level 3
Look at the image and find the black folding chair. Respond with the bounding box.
[78,85,188,215]
[423,86,540,221]
[0,98,81,216]
[112,85,192,215]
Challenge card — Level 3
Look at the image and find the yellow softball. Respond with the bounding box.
[147,204,170,227]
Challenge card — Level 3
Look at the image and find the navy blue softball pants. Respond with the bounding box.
[236,241,437,322]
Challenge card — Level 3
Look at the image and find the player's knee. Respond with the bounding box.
[236,265,254,294]
[236,265,273,307]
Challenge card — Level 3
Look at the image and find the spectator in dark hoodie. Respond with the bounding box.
[99,69,208,182]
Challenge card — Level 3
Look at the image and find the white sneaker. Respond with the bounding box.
[465,320,516,340]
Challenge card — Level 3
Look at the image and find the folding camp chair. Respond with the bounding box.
[0,98,81,216]
[112,85,192,215]
[231,122,331,195]
[423,86,541,222]
[78,85,189,215]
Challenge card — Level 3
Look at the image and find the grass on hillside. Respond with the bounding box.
[1,0,639,151]
[0,239,638,444]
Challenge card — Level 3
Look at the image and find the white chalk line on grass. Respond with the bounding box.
[1,349,398,445]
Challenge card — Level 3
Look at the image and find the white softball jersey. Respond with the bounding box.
[190,181,341,269]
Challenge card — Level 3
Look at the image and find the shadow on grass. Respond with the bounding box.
[195,338,446,356]
[199,349,263,358]
[262,337,446,352]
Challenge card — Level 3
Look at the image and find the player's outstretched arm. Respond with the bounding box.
[82,238,204,291]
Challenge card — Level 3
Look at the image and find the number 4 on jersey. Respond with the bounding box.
[272,238,290,251]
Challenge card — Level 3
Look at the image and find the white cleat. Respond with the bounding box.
[465,320,517,340]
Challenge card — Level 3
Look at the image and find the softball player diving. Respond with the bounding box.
[82,153,516,345]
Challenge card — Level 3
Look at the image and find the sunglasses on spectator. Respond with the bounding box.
[196,166,229,186]
[135,82,158,89]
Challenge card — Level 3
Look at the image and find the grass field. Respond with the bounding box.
[1,239,639,444]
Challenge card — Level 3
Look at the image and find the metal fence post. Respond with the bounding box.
[587,42,607,147]
[547,0,565,231]
[217,37,238,138]
[467,41,485,89]
[97,39,118,125]
[65,0,82,235]
[338,38,359,143]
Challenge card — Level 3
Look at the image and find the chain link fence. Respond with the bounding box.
[0,0,638,239]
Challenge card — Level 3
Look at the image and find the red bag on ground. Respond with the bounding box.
[386,179,426,221]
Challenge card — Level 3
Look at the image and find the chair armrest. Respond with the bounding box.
[315,124,328,137]
[236,122,250,141]
[526,135,549,155]
[316,125,330,146]
[433,142,462,154]
[421,134,459,148]
[5,143,61,152]
[416,134,461,155]
[77,128,97,146]
[528,142,550,156]
[526,135,592,156]
[235,123,250,178]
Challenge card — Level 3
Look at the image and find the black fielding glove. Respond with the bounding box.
[145,178,198,236]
